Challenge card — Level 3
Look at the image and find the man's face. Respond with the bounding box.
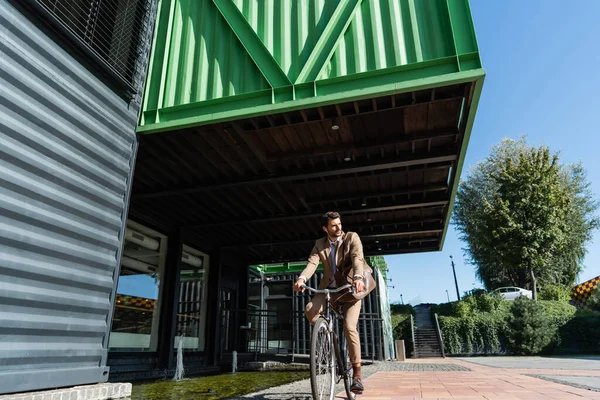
[323,218,342,239]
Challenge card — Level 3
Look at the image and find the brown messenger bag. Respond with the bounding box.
[336,232,377,302]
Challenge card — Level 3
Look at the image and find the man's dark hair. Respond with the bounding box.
[320,211,341,228]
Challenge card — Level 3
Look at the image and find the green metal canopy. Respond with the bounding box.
[131,0,485,263]
[140,0,483,132]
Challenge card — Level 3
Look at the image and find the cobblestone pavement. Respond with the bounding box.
[235,358,600,399]
[529,374,600,392]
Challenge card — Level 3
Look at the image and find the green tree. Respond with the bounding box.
[453,138,599,296]
[538,284,571,302]
[506,296,554,355]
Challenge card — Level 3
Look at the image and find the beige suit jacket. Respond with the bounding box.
[300,231,365,289]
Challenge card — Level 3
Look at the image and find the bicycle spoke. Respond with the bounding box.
[313,326,333,399]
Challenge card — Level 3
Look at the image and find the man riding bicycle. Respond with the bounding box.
[293,211,366,394]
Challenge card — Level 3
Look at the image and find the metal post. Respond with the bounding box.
[157,227,183,370]
[433,313,446,358]
[446,290,450,302]
[409,315,416,358]
[450,255,460,301]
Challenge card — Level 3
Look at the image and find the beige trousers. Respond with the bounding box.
[305,293,362,364]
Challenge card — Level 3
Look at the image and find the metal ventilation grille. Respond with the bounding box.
[35,0,152,91]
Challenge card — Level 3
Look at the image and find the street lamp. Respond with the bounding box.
[445,289,450,302]
[400,294,404,305]
[450,255,461,301]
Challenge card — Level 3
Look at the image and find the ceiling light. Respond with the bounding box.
[366,218,372,222]
[375,240,379,243]
[361,198,367,207]
[331,124,339,130]
[378,247,382,251]
[343,151,352,162]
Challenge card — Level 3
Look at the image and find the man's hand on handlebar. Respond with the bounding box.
[293,278,306,292]
[353,278,365,293]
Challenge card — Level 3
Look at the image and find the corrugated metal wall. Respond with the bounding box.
[0,0,143,394]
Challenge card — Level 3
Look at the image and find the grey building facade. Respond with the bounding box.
[0,0,155,394]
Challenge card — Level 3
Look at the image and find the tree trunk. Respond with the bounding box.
[530,267,537,301]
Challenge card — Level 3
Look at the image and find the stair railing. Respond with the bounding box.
[409,314,416,358]
[433,313,446,358]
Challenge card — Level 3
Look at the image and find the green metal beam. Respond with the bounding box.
[212,0,292,89]
[138,67,485,134]
[439,75,486,249]
[295,0,363,84]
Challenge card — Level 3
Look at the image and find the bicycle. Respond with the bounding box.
[304,284,357,400]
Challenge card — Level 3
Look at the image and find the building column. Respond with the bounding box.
[156,227,182,370]
[204,251,221,366]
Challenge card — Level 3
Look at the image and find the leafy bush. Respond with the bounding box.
[538,300,577,325]
[474,291,503,312]
[433,290,502,318]
[438,297,598,356]
[430,301,455,317]
[556,310,600,353]
[390,303,416,316]
[587,289,600,312]
[438,313,506,355]
[505,297,554,355]
[539,284,572,302]
[536,301,577,351]
[390,303,415,357]
[463,288,487,298]
[453,300,474,317]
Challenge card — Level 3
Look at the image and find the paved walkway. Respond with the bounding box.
[458,356,600,371]
[358,357,600,400]
[238,356,600,399]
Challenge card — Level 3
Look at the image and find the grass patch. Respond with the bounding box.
[131,371,310,400]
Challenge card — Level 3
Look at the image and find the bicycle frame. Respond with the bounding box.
[304,284,356,399]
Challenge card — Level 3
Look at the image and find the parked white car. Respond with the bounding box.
[491,286,533,300]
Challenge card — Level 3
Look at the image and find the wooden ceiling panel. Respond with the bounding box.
[131,83,475,261]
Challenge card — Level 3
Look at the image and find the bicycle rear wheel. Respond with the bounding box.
[310,317,335,400]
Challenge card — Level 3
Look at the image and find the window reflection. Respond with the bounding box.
[109,222,165,352]
[175,245,209,352]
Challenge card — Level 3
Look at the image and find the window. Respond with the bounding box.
[28,0,153,93]
[175,245,210,352]
[109,221,166,352]
[265,299,292,352]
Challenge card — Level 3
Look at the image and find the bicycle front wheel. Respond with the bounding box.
[339,336,356,399]
[310,317,335,400]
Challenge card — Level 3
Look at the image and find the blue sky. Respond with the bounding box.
[385,0,600,305]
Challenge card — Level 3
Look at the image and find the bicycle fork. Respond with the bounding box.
[332,329,351,383]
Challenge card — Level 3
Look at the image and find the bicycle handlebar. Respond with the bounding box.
[302,283,354,294]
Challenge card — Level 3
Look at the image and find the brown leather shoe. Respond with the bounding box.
[351,376,364,394]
